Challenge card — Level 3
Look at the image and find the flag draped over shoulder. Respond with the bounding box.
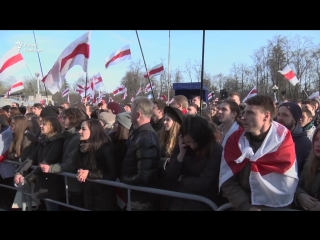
[219,121,298,207]
[42,31,90,94]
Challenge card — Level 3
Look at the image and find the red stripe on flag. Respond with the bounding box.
[60,43,89,71]
[283,70,295,80]
[144,65,164,78]
[11,81,23,88]
[105,49,131,68]
[0,53,23,74]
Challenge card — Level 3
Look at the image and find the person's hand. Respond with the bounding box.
[297,193,318,210]
[39,164,50,173]
[249,206,261,211]
[178,135,187,154]
[14,174,24,185]
[309,201,320,211]
[77,169,89,182]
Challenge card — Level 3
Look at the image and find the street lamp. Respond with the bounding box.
[272,84,279,103]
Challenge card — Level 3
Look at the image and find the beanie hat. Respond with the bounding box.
[99,112,115,126]
[40,106,59,118]
[116,112,132,130]
[107,102,122,115]
[279,102,302,123]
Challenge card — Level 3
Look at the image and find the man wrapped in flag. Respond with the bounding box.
[219,95,298,211]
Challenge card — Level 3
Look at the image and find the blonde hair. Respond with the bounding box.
[159,115,181,157]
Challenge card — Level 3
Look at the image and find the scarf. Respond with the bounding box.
[79,142,91,153]
[219,121,298,207]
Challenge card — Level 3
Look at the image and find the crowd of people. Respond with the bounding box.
[0,92,319,211]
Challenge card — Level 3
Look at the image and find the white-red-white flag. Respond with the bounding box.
[113,85,127,96]
[219,121,298,207]
[242,86,257,102]
[93,72,103,89]
[105,45,131,69]
[122,90,127,100]
[159,94,167,101]
[136,87,141,96]
[6,81,24,96]
[208,92,214,100]
[144,63,164,78]
[42,31,90,94]
[278,65,299,86]
[62,88,69,97]
[145,83,155,93]
[0,47,26,80]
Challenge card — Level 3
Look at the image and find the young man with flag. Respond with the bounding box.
[219,95,298,211]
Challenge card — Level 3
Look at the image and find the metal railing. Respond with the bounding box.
[1,160,302,211]
[2,159,219,211]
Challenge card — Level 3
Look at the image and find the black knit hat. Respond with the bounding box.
[40,106,59,118]
[279,102,302,123]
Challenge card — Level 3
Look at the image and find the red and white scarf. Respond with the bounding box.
[219,121,298,207]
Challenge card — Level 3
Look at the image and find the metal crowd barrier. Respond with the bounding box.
[1,160,302,211]
[1,159,219,211]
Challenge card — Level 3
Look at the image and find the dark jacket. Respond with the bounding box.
[108,131,128,178]
[77,142,117,211]
[294,159,320,209]
[48,127,82,192]
[16,133,65,201]
[120,122,160,204]
[150,117,164,136]
[291,124,312,177]
[166,143,225,211]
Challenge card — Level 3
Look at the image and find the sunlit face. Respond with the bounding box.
[163,114,174,131]
[11,103,18,108]
[313,131,320,158]
[241,104,269,136]
[79,121,90,141]
[299,112,313,127]
[277,106,296,131]
[187,106,197,115]
[152,103,162,119]
[218,102,236,123]
[124,105,131,112]
[192,97,200,107]
[301,104,315,116]
[183,134,198,150]
[32,107,41,116]
[211,107,217,116]
[40,121,51,135]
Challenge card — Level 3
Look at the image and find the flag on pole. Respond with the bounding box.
[136,87,141,96]
[113,85,127,96]
[42,31,91,94]
[62,88,69,97]
[278,65,299,86]
[105,45,131,69]
[144,63,164,78]
[122,90,127,100]
[242,86,257,102]
[5,81,24,97]
[0,47,26,80]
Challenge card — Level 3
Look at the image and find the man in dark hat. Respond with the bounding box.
[277,102,312,176]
